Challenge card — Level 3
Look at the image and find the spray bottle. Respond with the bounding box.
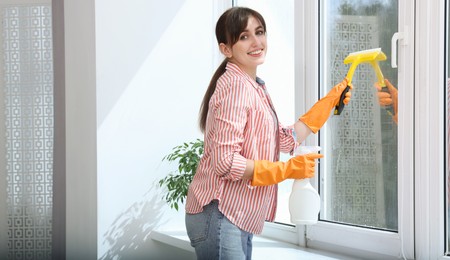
[289,145,321,225]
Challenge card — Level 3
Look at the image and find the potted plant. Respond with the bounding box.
[159,139,204,210]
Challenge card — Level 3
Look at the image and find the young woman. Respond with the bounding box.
[185,7,352,260]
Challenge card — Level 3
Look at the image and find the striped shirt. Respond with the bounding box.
[185,62,296,234]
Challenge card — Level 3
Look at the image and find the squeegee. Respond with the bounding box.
[334,48,388,115]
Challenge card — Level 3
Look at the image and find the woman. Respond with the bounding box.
[185,7,351,260]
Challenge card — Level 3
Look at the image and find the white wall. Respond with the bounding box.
[64,0,97,259]
[95,1,217,259]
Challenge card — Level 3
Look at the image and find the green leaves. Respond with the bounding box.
[159,139,204,210]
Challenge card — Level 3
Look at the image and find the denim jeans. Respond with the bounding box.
[185,200,253,260]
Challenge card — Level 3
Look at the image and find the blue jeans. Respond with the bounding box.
[185,200,253,260]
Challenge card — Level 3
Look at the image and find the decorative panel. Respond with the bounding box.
[325,15,397,229]
[2,5,53,260]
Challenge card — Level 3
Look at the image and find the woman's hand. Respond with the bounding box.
[374,79,398,124]
[298,78,352,134]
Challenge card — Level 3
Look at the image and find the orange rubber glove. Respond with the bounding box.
[299,78,352,133]
[251,153,324,186]
[374,79,398,124]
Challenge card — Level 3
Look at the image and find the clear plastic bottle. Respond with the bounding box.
[289,145,321,225]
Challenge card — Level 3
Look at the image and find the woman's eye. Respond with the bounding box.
[240,35,248,40]
[256,30,264,35]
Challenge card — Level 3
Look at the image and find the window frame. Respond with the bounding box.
[419,0,448,259]
[300,0,415,258]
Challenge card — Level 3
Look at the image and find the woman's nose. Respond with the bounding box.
[250,34,261,46]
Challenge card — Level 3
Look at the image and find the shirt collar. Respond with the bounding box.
[225,62,265,87]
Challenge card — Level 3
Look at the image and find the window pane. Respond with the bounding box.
[320,0,398,231]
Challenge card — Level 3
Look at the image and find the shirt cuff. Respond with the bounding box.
[228,153,247,181]
[283,126,298,155]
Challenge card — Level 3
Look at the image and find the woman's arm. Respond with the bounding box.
[241,160,255,180]
[293,120,313,144]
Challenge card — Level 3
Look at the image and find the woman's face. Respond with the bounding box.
[222,16,267,78]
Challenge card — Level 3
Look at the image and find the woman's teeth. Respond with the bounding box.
[248,50,262,55]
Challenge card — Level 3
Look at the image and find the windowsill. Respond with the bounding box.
[150,230,358,259]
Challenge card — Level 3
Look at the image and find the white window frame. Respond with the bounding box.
[297,0,415,258]
[416,0,447,259]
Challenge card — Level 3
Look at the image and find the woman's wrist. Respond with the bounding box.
[294,120,312,143]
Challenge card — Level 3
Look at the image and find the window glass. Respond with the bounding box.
[0,4,54,258]
[233,0,295,224]
[320,0,398,231]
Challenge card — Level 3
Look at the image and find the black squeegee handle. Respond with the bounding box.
[334,85,351,115]
[381,86,395,116]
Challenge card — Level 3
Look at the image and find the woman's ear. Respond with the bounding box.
[219,43,232,58]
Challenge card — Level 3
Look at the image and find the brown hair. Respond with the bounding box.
[198,7,266,132]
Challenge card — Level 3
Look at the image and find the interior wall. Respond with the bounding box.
[95,1,217,258]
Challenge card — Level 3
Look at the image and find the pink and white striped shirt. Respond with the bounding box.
[185,62,296,234]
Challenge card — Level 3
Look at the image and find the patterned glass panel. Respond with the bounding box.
[2,5,53,260]
[321,1,398,231]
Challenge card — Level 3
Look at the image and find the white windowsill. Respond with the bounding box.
[150,230,358,260]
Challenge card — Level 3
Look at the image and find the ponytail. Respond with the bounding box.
[198,59,228,132]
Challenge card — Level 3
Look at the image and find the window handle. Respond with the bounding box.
[391,26,408,68]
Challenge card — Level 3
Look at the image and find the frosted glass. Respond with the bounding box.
[321,0,398,231]
[1,5,54,259]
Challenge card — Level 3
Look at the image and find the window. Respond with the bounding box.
[320,0,398,231]
[304,0,415,258]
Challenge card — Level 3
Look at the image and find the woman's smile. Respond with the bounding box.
[248,49,264,56]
